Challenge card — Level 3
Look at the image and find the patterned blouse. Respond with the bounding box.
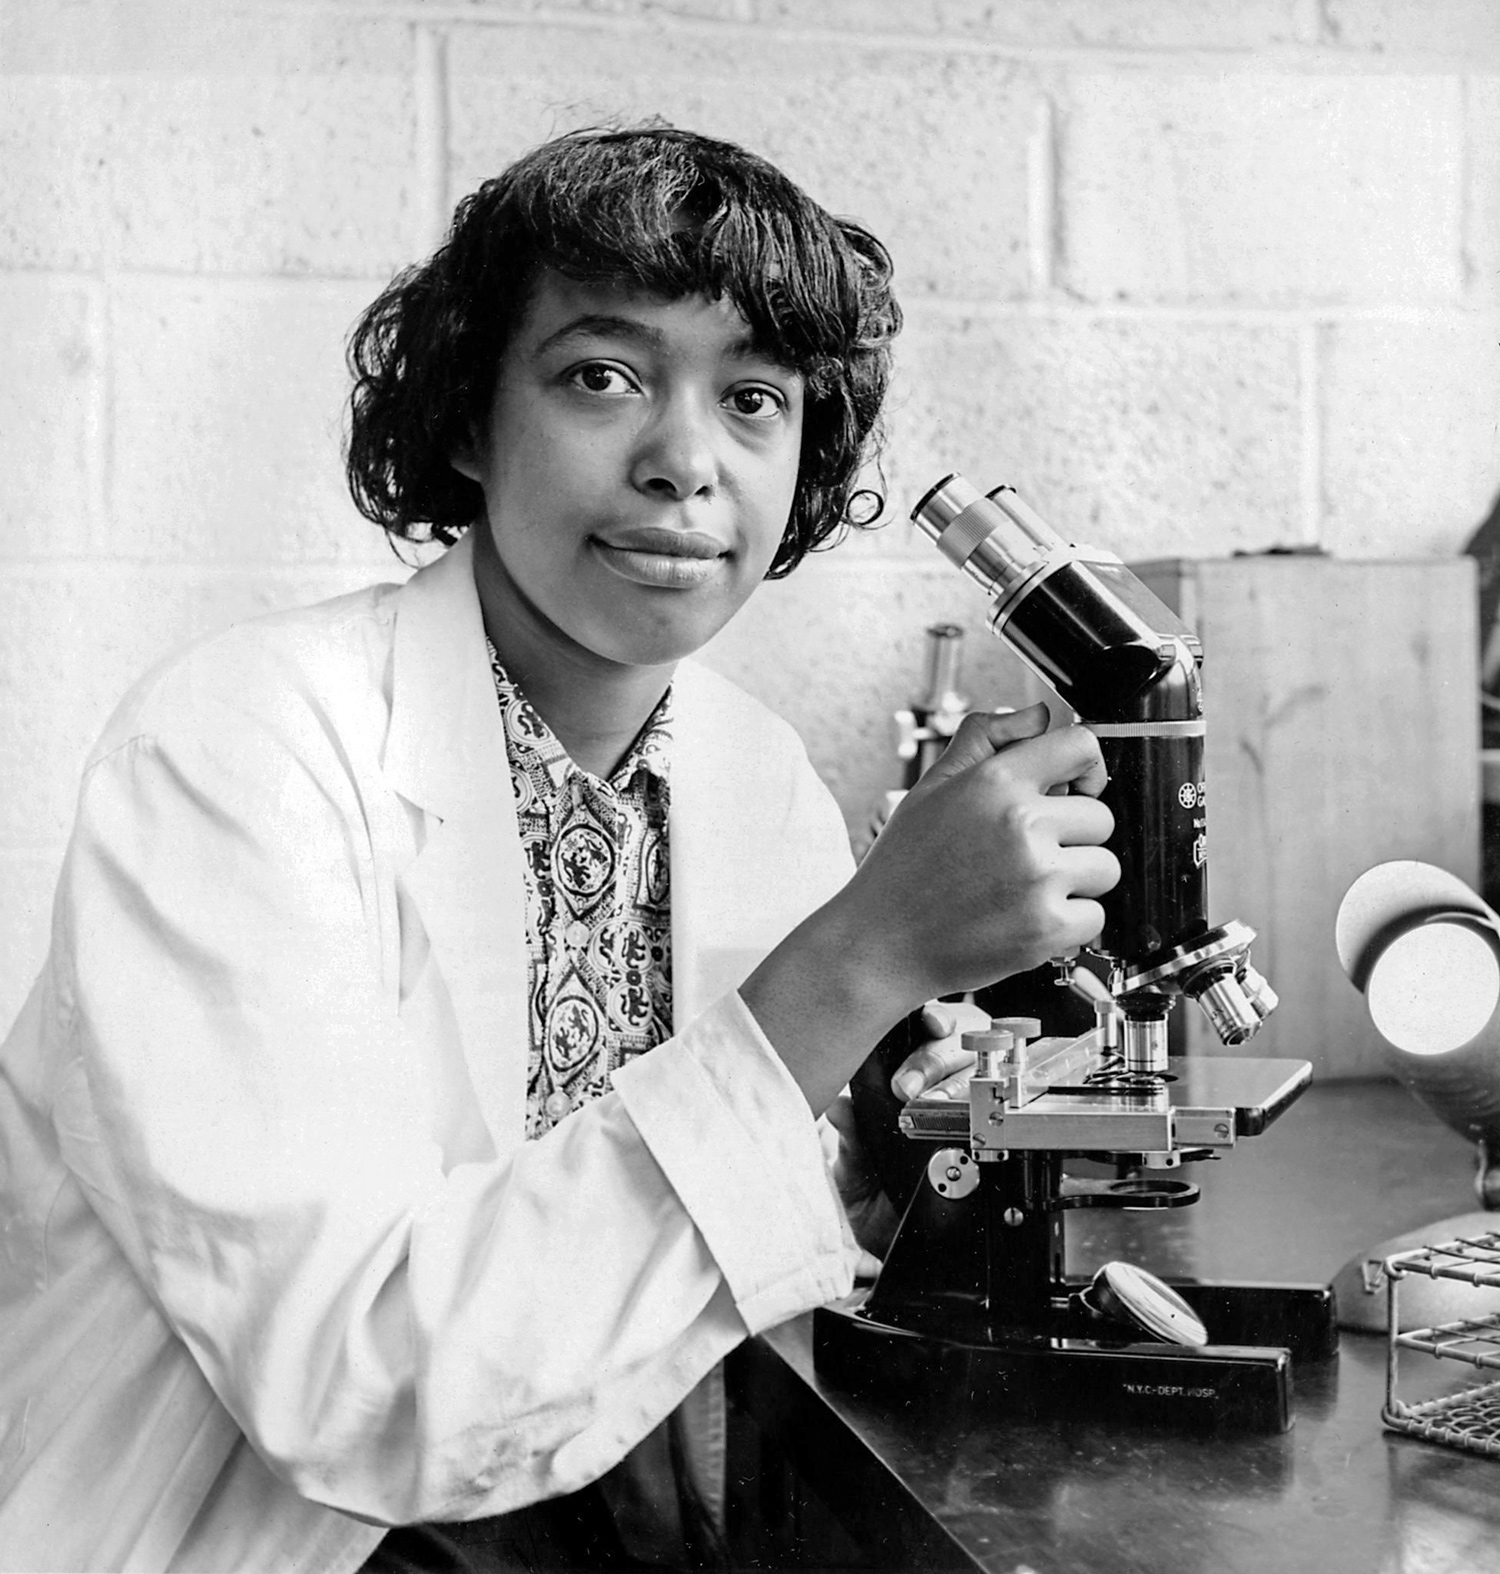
[487,643,674,1138]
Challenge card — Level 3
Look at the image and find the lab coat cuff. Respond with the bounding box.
[612,991,857,1336]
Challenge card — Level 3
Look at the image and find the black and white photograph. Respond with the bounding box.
[2,2,1499,1570]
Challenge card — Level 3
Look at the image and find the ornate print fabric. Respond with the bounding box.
[487,643,673,1137]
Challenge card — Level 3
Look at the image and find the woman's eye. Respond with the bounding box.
[568,363,636,396]
[726,386,783,419]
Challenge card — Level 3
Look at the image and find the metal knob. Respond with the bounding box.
[963,1028,1016,1081]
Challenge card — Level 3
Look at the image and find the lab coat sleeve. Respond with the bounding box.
[49,701,856,1527]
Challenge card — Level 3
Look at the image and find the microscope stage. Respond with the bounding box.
[1156,1054,1311,1137]
[902,1054,1312,1154]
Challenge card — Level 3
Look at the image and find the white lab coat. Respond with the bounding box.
[0,533,860,1573]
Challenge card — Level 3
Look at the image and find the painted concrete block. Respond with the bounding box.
[0,278,100,555]
[523,0,746,14]
[1321,314,1500,558]
[1,6,420,275]
[109,278,400,564]
[884,310,1304,561]
[110,77,419,276]
[301,0,743,12]
[1321,0,1500,54]
[2,2,407,83]
[751,0,1313,48]
[0,78,113,269]
[1059,72,1465,305]
[1470,75,1500,309]
[447,25,1037,299]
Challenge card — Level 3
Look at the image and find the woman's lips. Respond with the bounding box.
[591,528,729,588]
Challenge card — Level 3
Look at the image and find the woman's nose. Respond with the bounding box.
[630,398,719,499]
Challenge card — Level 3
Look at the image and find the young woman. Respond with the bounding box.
[0,126,1115,1572]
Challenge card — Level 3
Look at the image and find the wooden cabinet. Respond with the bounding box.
[1134,556,1480,1079]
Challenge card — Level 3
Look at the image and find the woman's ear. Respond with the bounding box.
[449,412,491,485]
[449,440,484,485]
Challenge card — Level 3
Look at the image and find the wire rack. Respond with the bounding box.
[1384,1232,1500,1457]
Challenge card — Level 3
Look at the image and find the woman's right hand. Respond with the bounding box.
[741,703,1119,1116]
[844,702,1118,1008]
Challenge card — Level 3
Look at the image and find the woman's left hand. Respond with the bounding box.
[889,998,990,1102]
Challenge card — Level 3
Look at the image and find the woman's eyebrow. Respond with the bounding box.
[533,315,665,356]
[532,314,794,371]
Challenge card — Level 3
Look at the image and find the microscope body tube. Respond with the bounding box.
[1002,560,1208,966]
[912,475,1276,1056]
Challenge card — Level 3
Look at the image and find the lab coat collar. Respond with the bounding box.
[384,530,504,818]
[385,532,531,1152]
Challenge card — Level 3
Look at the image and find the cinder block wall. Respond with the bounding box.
[3,0,1498,1025]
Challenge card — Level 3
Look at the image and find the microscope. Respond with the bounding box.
[894,622,971,791]
[814,476,1338,1433]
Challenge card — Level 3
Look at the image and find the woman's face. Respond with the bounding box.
[454,271,806,675]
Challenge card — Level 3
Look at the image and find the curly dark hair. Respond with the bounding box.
[345,124,902,578]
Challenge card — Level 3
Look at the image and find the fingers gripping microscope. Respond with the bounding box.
[815,476,1338,1434]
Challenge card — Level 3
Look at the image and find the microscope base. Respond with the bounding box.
[813,1281,1336,1435]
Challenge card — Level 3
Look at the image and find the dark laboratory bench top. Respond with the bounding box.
[727,1081,1500,1574]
